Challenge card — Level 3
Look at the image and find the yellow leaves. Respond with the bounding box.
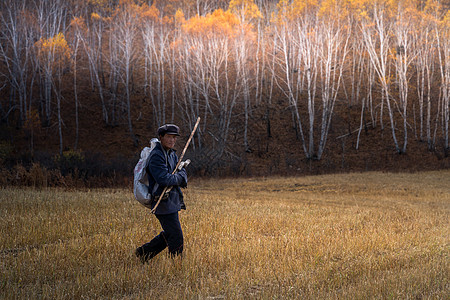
[141,4,159,22]
[113,0,141,19]
[276,0,290,11]
[140,4,175,25]
[440,10,450,39]
[423,0,448,18]
[424,0,439,13]
[162,15,173,25]
[35,33,72,71]
[358,9,370,21]
[319,0,349,22]
[88,0,108,6]
[290,0,319,17]
[91,12,102,21]
[70,17,84,28]
[228,0,263,21]
[70,16,87,32]
[212,8,240,28]
[443,10,450,26]
[345,0,370,10]
[36,33,70,56]
[178,7,258,58]
[88,0,113,14]
[182,9,240,39]
[273,0,319,24]
[175,9,186,25]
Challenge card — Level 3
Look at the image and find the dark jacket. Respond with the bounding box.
[147,142,187,215]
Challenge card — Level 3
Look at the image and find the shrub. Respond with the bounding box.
[53,149,85,176]
[29,162,48,188]
[0,148,135,188]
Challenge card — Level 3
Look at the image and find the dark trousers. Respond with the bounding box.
[141,212,183,259]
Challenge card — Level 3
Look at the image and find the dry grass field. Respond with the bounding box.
[1,171,449,299]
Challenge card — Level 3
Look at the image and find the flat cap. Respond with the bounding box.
[157,124,180,136]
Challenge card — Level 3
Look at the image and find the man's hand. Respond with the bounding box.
[177,159,191,171]
[177,168,188,188]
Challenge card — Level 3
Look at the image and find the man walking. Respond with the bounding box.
[135,124,188,263]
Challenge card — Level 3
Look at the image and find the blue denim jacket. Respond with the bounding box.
[147,142,187,215]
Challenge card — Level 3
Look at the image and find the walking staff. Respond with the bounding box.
[151,117,200,214]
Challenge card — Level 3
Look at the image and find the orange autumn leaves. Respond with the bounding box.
[182,9,240,38]
[34,33,71,72]
[181,2,260,45]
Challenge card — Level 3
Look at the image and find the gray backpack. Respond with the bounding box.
[133,138,159,208]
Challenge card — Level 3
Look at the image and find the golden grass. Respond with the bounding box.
[1,171,449,299]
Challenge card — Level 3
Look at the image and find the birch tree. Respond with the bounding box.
[0,0,33,126]
[34,33,71,155]
[181,9,242,165]
[141,3,172,127]
[174,10,206,150]
[413,12,436,149]
[436,10,449,152]
[109,0,141,144]
[80,0,112,125]
[68,16,85,150]
[258,1,279,140]
[73,12,109,125]
[392,3,418,153]
[32,0,68,128]
[272,0,319,159]
[316,3,350,160]
[229,0,262,152]
[360,1,402,153]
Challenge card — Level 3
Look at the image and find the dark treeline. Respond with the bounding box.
[0,0,449,185]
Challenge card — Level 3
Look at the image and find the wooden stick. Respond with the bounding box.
[151,117,200,214]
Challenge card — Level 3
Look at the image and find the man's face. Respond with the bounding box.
[160,134,178,150]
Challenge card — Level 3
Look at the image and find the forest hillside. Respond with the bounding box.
[1,0,449,186]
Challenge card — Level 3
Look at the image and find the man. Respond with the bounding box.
[135,124,188,263]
